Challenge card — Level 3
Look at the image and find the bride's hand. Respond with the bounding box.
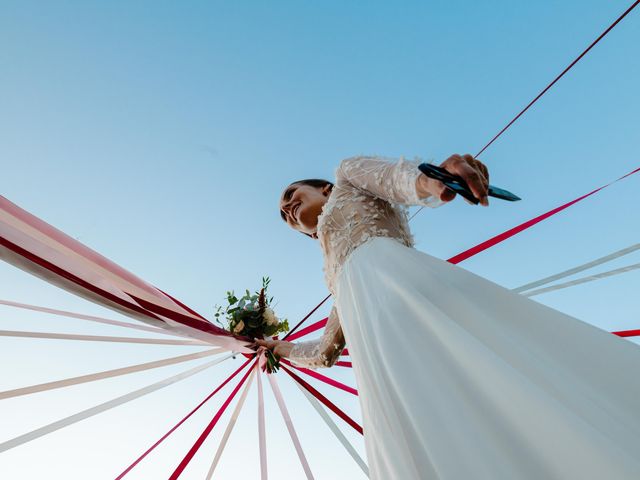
[253,339,295,359]
[428,153,490,206]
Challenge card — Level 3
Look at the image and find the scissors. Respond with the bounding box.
[418,163,521,205]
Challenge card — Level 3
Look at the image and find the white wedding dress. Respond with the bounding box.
[288,156,640,479]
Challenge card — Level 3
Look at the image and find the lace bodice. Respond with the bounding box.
[288,155,446,368]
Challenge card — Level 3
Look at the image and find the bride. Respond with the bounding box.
[256,154,640,479]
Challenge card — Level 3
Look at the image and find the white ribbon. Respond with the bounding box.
[512,243,640,293]
[521,262,640,297]
[294,381,369,477]
[205,363,257,479]
[0,329,210,345]
[0,348,225,400]
[0,353,234,452]
[0,299,189,337]
[268,374,315,480]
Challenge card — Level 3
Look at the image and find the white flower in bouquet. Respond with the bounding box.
[264,307,278,326]
[233,320,245,333]
[213,277,291,373]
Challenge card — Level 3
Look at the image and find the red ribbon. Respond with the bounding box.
[612,329,640,338]
[281,359,357,396]
[447,166,640,264]
[335,361,353,368]
[286,317,328,341]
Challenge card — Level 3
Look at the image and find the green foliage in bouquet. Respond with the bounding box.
[213,277,290,373]
[214,277,289,339]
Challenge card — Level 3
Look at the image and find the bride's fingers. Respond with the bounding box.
[441,154,488,204]
[438,184,457,202]
[459,161,488,202]
[254,340,269,349]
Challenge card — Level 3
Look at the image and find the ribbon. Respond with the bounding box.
[0,298,184,337]
[115,356,251,479]
[1,196,204,317]
[169,358,259,479]
[613,329,640,338]
[282,365,363,435]
[0,353,235,454]
[283,294,331,340]
[335,361,352,368]
[294,381,369,477]
[1,196,252,352]
[286,317,328,341]
[474,0,640,158]
[0,348,224,400]
[268,374,315,480]
[522,263,640,298]
[205,363,257,479]
[257,351,269,479]
[282,359,357,396]
[512,243,640,293]
[446,165,640,265]
[0,329,210,345]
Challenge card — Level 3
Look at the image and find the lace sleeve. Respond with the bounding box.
[288,305,345,369]
[336,155,446,208]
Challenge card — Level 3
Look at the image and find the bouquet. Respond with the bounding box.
[214,276,289,373]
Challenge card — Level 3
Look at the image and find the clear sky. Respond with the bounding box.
[1,1,639,478]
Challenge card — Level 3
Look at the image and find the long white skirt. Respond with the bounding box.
[335,236,640,480]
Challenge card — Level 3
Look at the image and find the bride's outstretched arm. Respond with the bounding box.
[338,154,491,207]
[336,155,447,208]
[287,305,346,369]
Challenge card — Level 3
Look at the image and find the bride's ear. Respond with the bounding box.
[322,184,332,196]
[311,231,318,239]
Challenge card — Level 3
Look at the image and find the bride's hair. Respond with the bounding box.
[280,179,334,238]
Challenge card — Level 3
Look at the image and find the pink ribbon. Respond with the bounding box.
[257,350,269,479]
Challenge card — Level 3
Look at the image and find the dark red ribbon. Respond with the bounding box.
[475,0,640,158]
[282,364,363,435]
[281,359,357,396]
[116,357,254,479]
[169,358,259,479]
[283,293,332,340]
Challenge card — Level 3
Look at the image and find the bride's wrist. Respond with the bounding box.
[416,173,438,200]
[280,341,295,357]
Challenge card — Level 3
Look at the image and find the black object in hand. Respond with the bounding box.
[418,163,521,205]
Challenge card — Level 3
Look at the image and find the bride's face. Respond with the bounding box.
[279,182,332,239]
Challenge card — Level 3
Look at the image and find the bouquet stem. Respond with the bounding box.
[264,349,281,374]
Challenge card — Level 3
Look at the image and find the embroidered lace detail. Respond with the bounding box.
[318,155,445,296]
[288,155,445,368]
[288,304,345,368]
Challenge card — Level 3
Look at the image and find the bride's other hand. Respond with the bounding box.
[434,153,490,206]
[253,338,295,359]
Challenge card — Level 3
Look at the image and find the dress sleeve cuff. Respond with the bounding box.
[404,156,447,208]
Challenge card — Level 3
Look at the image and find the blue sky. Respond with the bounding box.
[1,1,639,478]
